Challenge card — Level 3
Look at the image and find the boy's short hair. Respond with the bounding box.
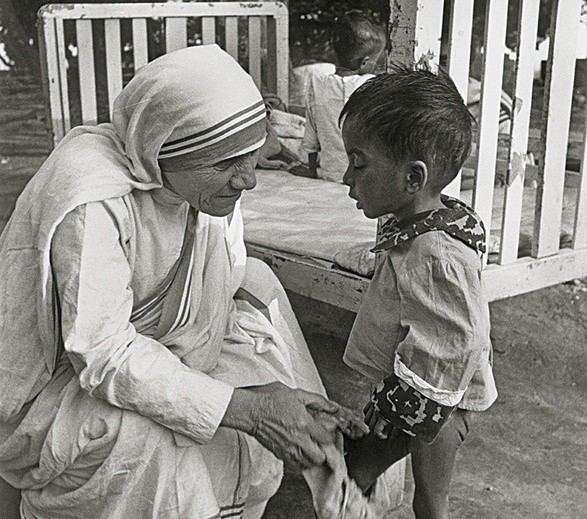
[332,10,386,71]
[340,66,474,190]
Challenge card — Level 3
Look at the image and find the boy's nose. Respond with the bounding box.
[342,164,353,187]
[230,169,257,191]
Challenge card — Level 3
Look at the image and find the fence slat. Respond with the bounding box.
[572,107,587,248]
[39,2,290,144]
[202,16,216,45]
[533,0,582,257]
[472,0,508,255]
[248,16,262,89]
[225,16,239,59]
[265,17,278,95]
[444,0,474,198]
[499,0,540,264]
[165,17,187,51]
[132,18,148,71]
[76,19,97,125]
[104,19,123,116]
[40,16,67,145]
[274,9,288,102]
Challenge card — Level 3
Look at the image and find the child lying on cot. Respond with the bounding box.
[339,68,498,519]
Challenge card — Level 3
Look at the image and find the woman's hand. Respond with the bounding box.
[222,382,366,469]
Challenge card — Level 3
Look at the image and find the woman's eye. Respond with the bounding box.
[213,161,232,172]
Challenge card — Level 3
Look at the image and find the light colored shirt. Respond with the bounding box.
[51,189,234,444]
[344,230,498,411]
[302,73,373,183]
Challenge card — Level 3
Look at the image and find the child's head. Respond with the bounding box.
[340,66,474,218]
[332,10,386,74]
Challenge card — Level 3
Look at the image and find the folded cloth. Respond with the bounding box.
[304,436,397,519]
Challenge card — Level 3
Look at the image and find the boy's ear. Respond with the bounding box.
[405,160,428,194]
[358,55,371,73]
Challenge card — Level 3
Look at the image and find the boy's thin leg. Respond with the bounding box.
[409,409,471,519]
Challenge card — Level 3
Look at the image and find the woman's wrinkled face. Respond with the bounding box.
[160,150,260,216]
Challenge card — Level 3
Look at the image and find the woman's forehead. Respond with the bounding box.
[158,150,205,172]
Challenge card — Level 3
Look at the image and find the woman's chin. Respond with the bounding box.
[200,202,236,217]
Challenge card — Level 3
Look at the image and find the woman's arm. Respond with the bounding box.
[51,202,234,444]
[51,201,365,466]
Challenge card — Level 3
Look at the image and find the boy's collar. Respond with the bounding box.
[372,195,487,254]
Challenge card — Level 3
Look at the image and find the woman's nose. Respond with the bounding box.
[230,169,257,191]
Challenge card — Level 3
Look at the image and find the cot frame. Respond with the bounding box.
[37,1,587,309]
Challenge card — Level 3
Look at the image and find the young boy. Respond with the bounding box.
[302,10,386,182]
[339,68,498,518]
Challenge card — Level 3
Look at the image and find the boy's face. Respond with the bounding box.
[342,119,412,220]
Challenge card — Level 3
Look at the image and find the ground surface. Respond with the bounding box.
[0,67,586,519]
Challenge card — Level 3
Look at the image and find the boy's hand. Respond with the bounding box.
[318,404,369,440]
[363,400,394,439]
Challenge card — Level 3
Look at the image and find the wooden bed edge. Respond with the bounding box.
[247,243,587,310]
[246,243,369,313]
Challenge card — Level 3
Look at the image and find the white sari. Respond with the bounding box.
[0,45,324,518]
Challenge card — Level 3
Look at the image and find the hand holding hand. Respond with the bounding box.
[223,382,365,469]
[249,382,340,468]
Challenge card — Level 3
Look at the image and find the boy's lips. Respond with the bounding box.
[348,191,362,209]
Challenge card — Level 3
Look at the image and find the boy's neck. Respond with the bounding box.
[395,193,446,223]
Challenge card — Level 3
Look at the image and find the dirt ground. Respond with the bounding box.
[0,67,586,518]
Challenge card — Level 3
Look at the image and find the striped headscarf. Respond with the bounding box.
[112,44,267,181]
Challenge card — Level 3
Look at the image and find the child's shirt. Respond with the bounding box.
[302,73,373,183]
[344,197,498,412]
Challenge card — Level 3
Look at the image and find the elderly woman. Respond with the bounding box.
[0,45,366,518]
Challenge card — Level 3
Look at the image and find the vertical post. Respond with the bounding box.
[571,104,587,249]
[38,10,66,149]
[76,19,98,126]
[499,0,540,264]
[472,0,508,259]
[533,0,582,257]
[388,0,443,69]
[105,19,123,115]
[443,0,474,198]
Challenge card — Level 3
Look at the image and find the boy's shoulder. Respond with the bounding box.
[373,196,486,272]
[391,230,480,270]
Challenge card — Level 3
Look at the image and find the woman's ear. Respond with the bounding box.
[405,160,428,194]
